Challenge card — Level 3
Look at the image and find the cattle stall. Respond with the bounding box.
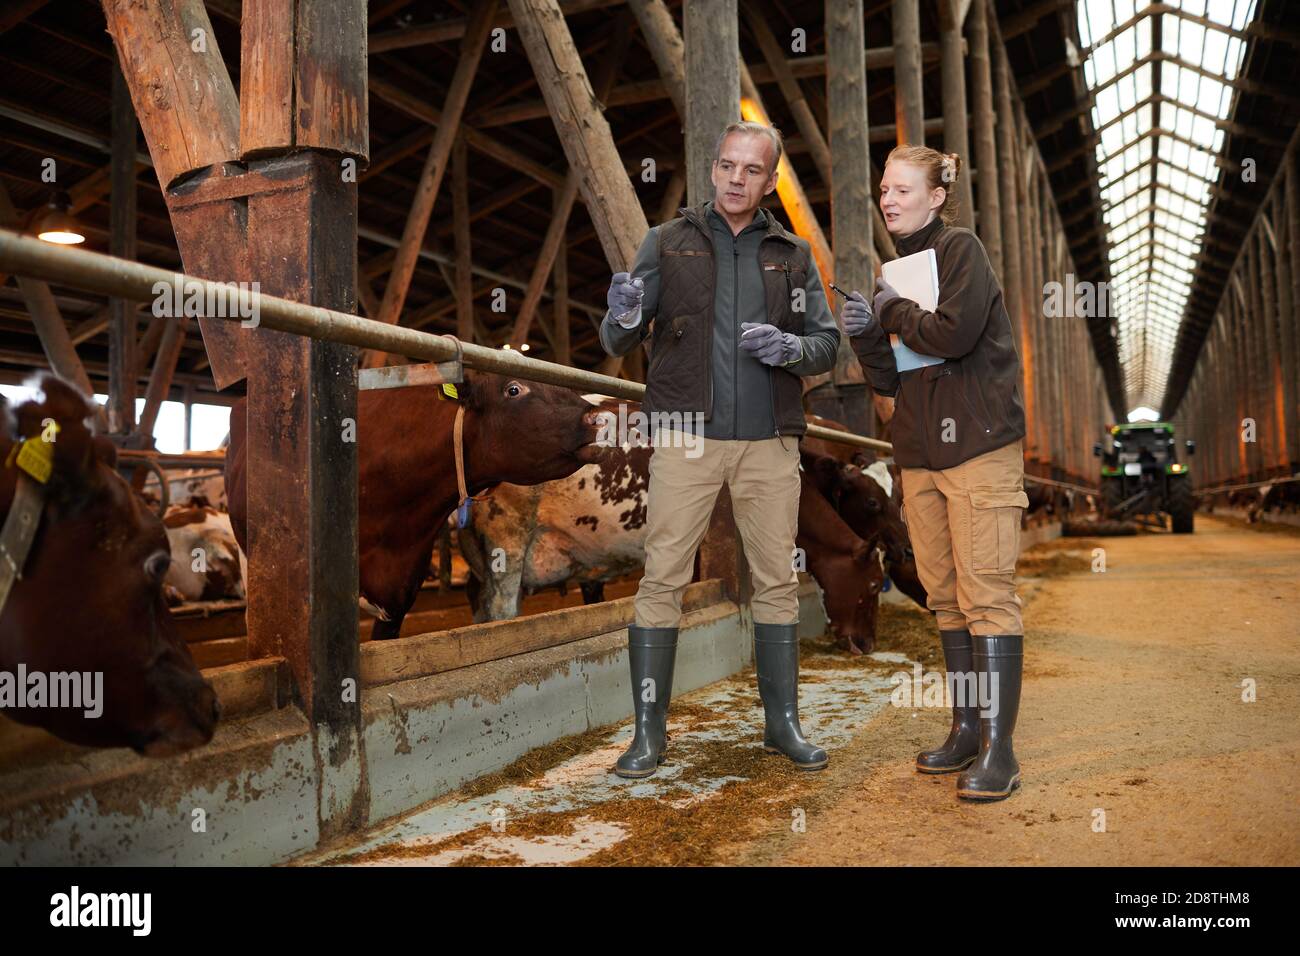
[0,230,895,862]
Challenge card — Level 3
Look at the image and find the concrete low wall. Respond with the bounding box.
[0,580,830,864]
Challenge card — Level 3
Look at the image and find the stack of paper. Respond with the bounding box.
[881,248,943,372]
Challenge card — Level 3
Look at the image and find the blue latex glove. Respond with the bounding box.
[873,276,901,318]
[740,322,800,366]
[607,272,645,327]
[841,290,874,336]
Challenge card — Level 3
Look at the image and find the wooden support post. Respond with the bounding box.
[109,61,138,435]
[969,0,1002,278]
[993,22,1024,351]
[1283,152,1300,467]
[452,134,474,344]
[108,0,369,836]
[241,154,362,835]
[628,0,686,116]
[1257,210,1285,472]
[938,0,975,228]
[371,0,496,340]
[684,0,740,206]
[812,0,874,432]
[893,0,925,145]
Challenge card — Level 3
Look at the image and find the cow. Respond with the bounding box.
[796,469,883,654]
[0,376,219,755]
[459,396,650,622]
[226,369,614,639]
[800,415,925,606]
[162,505,245,604]
[799,449,928,610]
[458,400,885,651]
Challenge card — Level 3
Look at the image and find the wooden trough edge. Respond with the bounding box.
[359,578,726,687]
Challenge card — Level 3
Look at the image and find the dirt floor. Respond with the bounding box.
[306,514,1299,867]
[732,513,1300,866]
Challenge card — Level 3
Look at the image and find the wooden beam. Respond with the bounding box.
[939,0,974,227]
[506,0,648,272]
[0,0,51,34]
[507,13,632,351]
[685,0,740,206]
[893,0,924,145]
[810,0,875,403]
[969,0,1002,276]
[109,61,138,435]
[373,1,497,333]
[101,0,240,190]
[452,133,474,345]
[553,186,571,366]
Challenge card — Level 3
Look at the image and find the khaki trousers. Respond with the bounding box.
[899,438,1029,636]
[634,429,802,628]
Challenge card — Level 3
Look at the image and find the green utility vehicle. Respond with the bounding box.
[1093,422,1197,533]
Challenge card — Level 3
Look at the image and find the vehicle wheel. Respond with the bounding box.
[1169,477,1195,534]
[1101,478,1125,519]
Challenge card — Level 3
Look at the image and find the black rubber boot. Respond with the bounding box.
[957,634,1023,800]
[754,622,829,770]
[614,624,679,779]
[916,628,981,774]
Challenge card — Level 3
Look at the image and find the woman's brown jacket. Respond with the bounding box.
[851,216,1027,471]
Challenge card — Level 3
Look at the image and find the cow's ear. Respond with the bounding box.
[15,375,99,486]
[456,374,486,413]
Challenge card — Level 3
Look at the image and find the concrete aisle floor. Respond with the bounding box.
[297,514,1300,867]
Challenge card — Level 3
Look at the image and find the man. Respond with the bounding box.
[600,121,841,778]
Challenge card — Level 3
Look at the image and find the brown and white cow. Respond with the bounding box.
[799,449,928,611]
[460,399,887,651]
[162,504,245,604]
[0,377,219,754]
[226,369,614,639]
[459,396,651,622]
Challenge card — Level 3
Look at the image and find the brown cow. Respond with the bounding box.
[0,377,219,754]
[797,469,883,654]
[800,415,927,608]
[800,449,928,611]
[226,369,613,639]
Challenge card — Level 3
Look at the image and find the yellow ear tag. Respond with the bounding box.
[15,433,57,484]
[441,382,459,400]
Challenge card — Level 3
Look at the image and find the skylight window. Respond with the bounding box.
[1077,0,1256,414]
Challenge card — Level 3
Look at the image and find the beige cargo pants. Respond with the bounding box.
[899,438,1029,636]
[634,428,802,628]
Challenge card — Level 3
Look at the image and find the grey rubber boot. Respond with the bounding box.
[754,622,829,770]
[957,634,1023,800]
[916,628,981,774]
[614,624,679,779]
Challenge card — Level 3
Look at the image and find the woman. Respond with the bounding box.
[842,145,1029,801]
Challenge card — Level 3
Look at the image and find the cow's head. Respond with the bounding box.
[805,452,912,567]
[821,535,883,655]
[0,377,219,755]
[459,370,615,485]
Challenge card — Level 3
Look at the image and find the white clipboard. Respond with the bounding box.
[881,249,943,372]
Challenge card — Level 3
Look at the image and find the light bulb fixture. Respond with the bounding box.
[34,191,85,245]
